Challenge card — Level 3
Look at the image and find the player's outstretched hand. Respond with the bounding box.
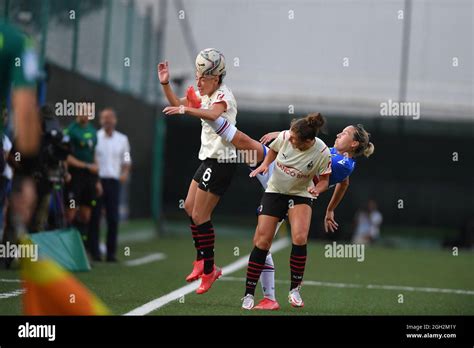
[259,131,279,144]
[163,105,186,116]
[324,210,339,233]
[249,164,269,177]
[157,61,170,84]
[307,186,320,198]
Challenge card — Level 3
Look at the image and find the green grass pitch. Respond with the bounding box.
[0,221,473,316]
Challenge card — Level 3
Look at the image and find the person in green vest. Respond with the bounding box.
[0,20,40,155]
[64,113,102,244]
[0,20,40,242]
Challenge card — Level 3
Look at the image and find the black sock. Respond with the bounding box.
[245,246,269,296]
[189,217,202,261]
[74,220,88,242]
[290,244,307,290]
[196,221,215,274]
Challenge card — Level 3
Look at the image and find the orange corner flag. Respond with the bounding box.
[20,239,111,315]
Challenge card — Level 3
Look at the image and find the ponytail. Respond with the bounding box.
[363,142,375,158]
[290,112,326,141]
[352,124,374,158]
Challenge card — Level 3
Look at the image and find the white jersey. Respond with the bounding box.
[198,84,237,161]
[266,130,332,198]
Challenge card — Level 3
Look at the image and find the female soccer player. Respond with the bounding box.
[193,101,374,308]
[253,124,374,309]
[159,48,237,294]
[241,113,332,310]
[184,88,374,308]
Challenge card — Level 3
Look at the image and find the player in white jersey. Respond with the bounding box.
[159,48,238,294]
[181,85,376,309]
[184,93,375,308]
[240,113,332,309]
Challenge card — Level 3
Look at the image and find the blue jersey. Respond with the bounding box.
[328,147,355,188]
[251,144,355,190]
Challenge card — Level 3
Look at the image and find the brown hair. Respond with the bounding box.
[351,124,375,158]
[290,113,326,141]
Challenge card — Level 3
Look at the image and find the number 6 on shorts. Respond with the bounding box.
[202,168,212,182]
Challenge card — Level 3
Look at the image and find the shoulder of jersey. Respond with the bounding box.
[219,84,235,97]
[315,138,330,153]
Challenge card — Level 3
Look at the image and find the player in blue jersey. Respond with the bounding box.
[184,89,374,308]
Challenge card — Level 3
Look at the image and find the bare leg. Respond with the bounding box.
[191,188,220,226]
[287,204,312,291]
[243,214,279,299]
[287,204,312,246]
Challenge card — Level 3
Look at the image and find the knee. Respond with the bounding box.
[191,210,207,226]
[254,228,272,250]
[291,231,307,246]
[184,199,194,217]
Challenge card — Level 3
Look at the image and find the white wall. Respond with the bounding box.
[161,0,473,120]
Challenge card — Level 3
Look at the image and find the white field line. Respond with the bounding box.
[0,279,23,300]
[219,277,474,296]
[118,228,156,244]
[125,253,167,267]
[124,238,291,315]
[0,289,25,299]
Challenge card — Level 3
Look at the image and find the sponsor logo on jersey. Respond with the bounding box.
[276,161,310,179]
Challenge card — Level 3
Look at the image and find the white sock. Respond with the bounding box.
[261,252,276,301]
[205,116,237,142]
[259,220,284,300]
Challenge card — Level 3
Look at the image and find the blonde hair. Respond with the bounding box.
[351,124,374,158]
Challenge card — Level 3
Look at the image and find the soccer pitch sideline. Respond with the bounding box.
[0,221,473,316]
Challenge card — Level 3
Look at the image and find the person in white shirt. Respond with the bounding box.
[89,108,131,262]
[159,48,237,294]
[353,199,383,244]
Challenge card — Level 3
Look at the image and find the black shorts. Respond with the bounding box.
[65,168,98,207]
[193,158,236,196]
[257,192,314,220]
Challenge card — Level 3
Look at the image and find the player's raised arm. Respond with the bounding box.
[163,103,226,121]
[157,61,187,106]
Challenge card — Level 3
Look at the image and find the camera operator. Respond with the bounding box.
[6,104,71,233]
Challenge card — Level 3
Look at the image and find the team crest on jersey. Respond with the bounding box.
[307,161,314,170]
